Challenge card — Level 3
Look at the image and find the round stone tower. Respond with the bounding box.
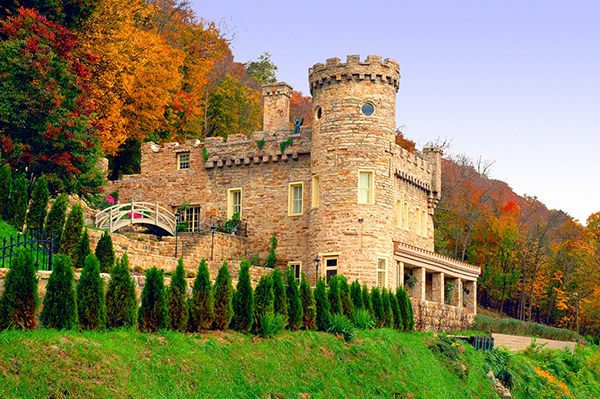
[308,55,401,287]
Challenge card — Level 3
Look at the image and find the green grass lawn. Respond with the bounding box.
[0,217,18,241]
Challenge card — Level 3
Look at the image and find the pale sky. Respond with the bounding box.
[191,0,600,224]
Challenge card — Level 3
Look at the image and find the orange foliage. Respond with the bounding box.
[289,91,312,127]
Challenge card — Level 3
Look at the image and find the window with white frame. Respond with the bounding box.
[227,188,242,219]
[358,170,374,204]
[312,175,319,209]
[377,257,387,288]
[178,206,201,232]
[288,261,302,283]
[288,182,303,216]
[178,152,190,170]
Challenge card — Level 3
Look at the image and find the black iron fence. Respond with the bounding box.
[0,230,54,271]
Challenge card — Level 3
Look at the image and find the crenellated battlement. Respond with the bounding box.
[308,55,400,96]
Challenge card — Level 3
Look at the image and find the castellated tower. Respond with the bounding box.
[308,55,401,286]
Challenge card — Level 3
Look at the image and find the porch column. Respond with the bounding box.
[454,278,463,307]
[465,280,477,314]
[432,272,444,304]
[413,267,425,301]
[397,261,404,287]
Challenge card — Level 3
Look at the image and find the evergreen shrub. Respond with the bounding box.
[0,164,11,218]
[138,266,168,332]
[362,283,372,315]
[253,274,274,331]
[327,275,342,315]
[45,193,68,251]
[8,176,28,230]
[106,254,137,328]
[299,273,316,330]
[338,275,354,319]
[213,262,233,330]
[272,268,288,323]
[26,175,49,231]
[390,290,404,331]
[350,279,363,310]
[188,258,213,331]
[381,288,393,328]
[95,231,115,273]
[59,202,84,260]
[168,259,188,332]
[232,260,254,332]
[41,254,77,329]
[314,277,330,331]
[76,253,106,330]
[74,229,91,269]
[0,249,38,330]
[285,265,302,331]
[371,287,384,328]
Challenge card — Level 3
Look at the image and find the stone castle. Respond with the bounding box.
[109,55,481,329]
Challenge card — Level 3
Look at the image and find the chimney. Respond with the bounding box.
[262,82,293,133]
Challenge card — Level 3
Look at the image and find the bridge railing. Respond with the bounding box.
[95,201,177,236]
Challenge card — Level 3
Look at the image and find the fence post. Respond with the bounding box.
[49,231,54,271]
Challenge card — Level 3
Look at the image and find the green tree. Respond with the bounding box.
[362,283,372,315]
[245,52,278,84]
[272,268,288,324]
[26,175,49,231]
[339,275,354,319]
[314,278,330,331]
[350,279,363,310]
[213,262,233,330]
[138,266,168,332]
[45,193,68,251]
[188,258,213,331]
[381,288,392,328]
[0,0,100,29]
[40,254,77,329]
[168,259,188,332]
[59,203,84,260]
[253,274,274,331]
[106,254,137,328]
[0,249,38,330]
[396,287,414,331]
[8,175,28,231]
[327,275,342,315]
[405,289,415,331]
[371,287,384,328]
[232,260,254,332]
[76,253,106,330]
[95,231,115,273]
[0,9,103,194]
[265,234,277,268]
[390,290,404,331]
[299,273,316,330]
[0,164,12,219]
[74,229,91,269]
[285,265,303,331]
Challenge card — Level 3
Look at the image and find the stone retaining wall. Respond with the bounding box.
[412,299,474,332]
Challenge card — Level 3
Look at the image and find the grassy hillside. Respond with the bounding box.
[0,217,18,240]
[1,328,599,399]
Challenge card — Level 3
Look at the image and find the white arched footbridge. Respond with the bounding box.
[95,201,177,236]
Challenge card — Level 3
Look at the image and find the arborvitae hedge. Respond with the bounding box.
[370,287,384,328]
[0,164,11,218]
[362,283,372,315]
[390,289,404,331]
[59,203,84,260]
[284,265,302,331]
[188,258,213,332]
[314,277,330,331]
[9,176,28,230]
[405,288,415,331]
[26,175,49,231]
[253,274,274,331]
[45,193,68,251]
[76,253,106,330]
[338,275,354,319]
[41,254,77,329]
[327,275,342,315]
[397,286,414,331]
[381,288,392,328]
[168,259,188,332]
[95,231,115,273]
[299,273,316,330]
[232,260,254,332]
[272,268,288,323]
[350,280,363,310]
[138,266,168,332]
[0,249,38,330]
[74,229,91,270]
[106,254,137,329]
[213,262,233,330]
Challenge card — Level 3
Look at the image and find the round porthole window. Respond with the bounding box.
[361,103,375,116]
[315,106,322,120]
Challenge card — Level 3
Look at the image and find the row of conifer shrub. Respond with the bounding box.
[0,248,414,336]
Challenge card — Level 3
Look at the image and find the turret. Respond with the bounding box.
[262,82,293,133]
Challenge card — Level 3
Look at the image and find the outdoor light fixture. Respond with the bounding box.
[314,255,321,281]
[175,211,181,258]
[210,221,217,261]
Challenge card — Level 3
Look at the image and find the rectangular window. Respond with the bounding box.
[421,209,427,237]
[358,170,374,204]
[416,206,422,236]
[288,182,303,216]
[227,188,242,219]
[312,175,319,209]
[178,206,201,232]
[403,202,409,231]
[377,257,387,288]
[288,262,302,283]
[324,257,338,284]
[178,153,190,170]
